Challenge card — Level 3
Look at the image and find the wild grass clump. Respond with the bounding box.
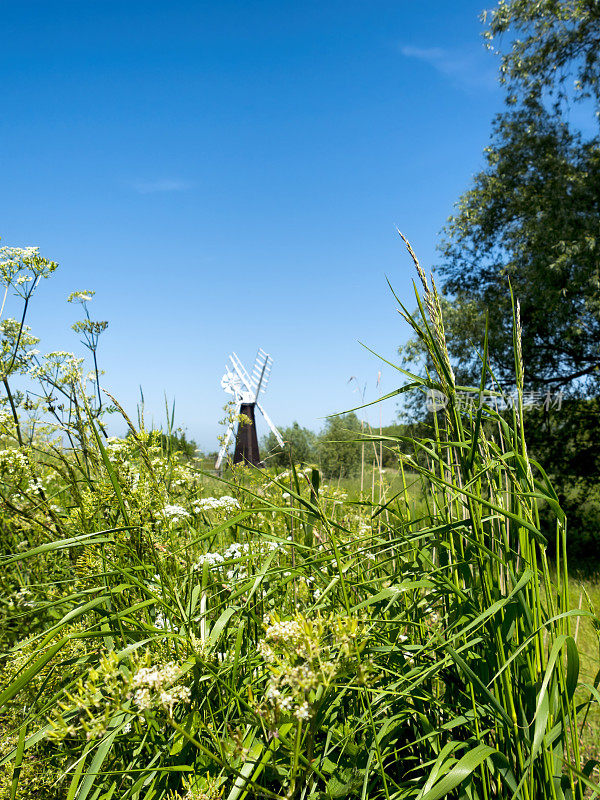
[0,239,599,799]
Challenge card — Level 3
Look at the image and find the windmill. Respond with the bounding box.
[215,349,285,469]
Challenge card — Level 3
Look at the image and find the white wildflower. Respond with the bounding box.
[223,542,250,559]
[129,662,190,714]
[162,504,191,523]
[154,611,170,630]
[193,551,224,570]
[193,495,240,513]
[295,701,310,720]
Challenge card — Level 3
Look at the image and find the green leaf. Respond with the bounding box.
[419,744,497,800]
[9,725,26,800]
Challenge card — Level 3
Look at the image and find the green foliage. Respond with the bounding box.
[523,398,600,558]
[1,238,599,799]
[262,421,317,468]
[483,0,600,105]
[414,1,600,389]
[399,1,600,560]
[318,412,363,478]
[438,101,600,390]
[155,429,199,460]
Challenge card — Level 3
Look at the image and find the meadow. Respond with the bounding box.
[1,243,600,799]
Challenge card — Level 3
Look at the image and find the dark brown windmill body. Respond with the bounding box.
[232,402,261,466]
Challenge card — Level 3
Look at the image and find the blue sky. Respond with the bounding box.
[1,0,504,450]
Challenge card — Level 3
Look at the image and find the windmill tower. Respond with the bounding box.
[215,349,284,469]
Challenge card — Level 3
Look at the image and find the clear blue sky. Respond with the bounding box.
[1,0,503,450]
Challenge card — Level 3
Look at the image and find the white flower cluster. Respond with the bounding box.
[265,685,311,719]
[129,662,191,714]
[0,245,39,262]
[260,652,319,721]
[0,246,39,283]
[192,542,247,571]
[29,351,84,384]
[263,617,305,650]
[0,245,57,288]
[193,495,240,513]
[67,290,95,304]
[154,610,171,630]
[11,587,34,609]
[0,448,28,475]
[224,541,249,559]
[192,539,279,573]
[162,504,191,523]
[275,466,313,482]
[193,551,225,569]
[42,350,72,358]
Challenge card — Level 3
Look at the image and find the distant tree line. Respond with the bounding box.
[261,414,426,478]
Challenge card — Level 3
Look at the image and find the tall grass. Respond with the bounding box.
[0,244,598,799]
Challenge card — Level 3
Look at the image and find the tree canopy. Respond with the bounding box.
[402,0,600,394]
[484,0,600,105]
[262,416,364,478]
[438,100,600,390]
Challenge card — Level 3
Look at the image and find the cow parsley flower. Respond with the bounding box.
[193,551,225,570]
[129,662,191,714]
[223,542,249,559]
[162,504,191,523]
[67,289,96,304]
[193,495,240,513]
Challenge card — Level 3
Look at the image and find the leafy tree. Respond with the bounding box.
[437,100,600,391]
[318,412,363,478]
[262,421,317,468]
[483,0,600,106]
[421,1,600,391]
